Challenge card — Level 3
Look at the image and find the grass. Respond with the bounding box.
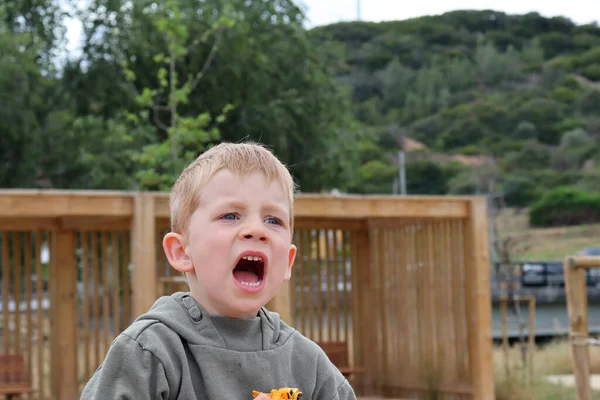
[494,338,600,399]
[494,208,600,261]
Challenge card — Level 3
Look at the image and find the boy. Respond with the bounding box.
[80,142,357,400]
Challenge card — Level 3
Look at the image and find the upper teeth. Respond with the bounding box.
[242,255,262,262]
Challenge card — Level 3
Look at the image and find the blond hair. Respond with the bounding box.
[169,141,296,235]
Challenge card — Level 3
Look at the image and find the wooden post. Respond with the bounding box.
[49,230,78,400]
[564,257,592,400]
[464,198,495,400]
[131,193,157,319]
[351,227,379,395]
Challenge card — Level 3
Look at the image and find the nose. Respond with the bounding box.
[240,217,269,242]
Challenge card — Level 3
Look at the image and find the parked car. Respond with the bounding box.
[578,247,600,257]
[520,248,600,287]
[521,262,565,286]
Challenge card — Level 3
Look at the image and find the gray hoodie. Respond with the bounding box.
[80,292,357,400]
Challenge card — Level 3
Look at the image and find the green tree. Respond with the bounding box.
[0,1,73,188]
[122,0,236,190]
[513,98,564,144]
[520,37,544,70]
[379,57,414,111]
[406,160,448,194]
[73,0,360,192]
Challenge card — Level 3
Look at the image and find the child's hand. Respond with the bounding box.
[253,394,271,400]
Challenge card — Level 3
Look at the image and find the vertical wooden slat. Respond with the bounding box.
[82,232,91,380]
[343,231,351,344]
[423,223,437,389]
[458,220,471,382]
[441,221,453,384]
[49,230,56,390]
[414,224,425,382]
[349,231,362,384]
[396,227,409,385]
[156,230,167,294]
[296,230,305,335]
[333,230,341,342]
[49,230,78,400]
[326,229,334,342]
[441,221,455,386]
[451,220,467,382]
[290,232,298,328]
[353,227,379,394]
[35,231,44,399]
[112,232,121,337]
[431,223,443,385]
[306,231,315,340]
[316,230,323,342]
[404,225,416,382]
[378,229,388,386]
[132,193,157,319]
[14,233,22,354]
[327,229,338,341]
[464,198,494,400]
[2,231,10,353]
[24,232,33,400]
[121,231,131,329]
[385,229,395,388]
[91,233,100,368]
[102,232,110,352]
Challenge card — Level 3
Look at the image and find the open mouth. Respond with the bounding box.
[233,254,266,288]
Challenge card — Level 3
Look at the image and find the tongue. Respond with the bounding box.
[233,269,260,283]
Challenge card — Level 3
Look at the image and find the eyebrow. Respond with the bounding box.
[262,203,289,217]
[215,199,289,216]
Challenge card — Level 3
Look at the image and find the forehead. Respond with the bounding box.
[199,169,290,209]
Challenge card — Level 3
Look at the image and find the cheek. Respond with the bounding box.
[271,238,293,264]
[188,230,230,263]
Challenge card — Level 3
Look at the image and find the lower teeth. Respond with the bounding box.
[240,280,261,287]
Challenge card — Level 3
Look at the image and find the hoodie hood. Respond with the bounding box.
[135,292,289,351]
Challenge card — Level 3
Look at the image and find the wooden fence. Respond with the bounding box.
[0,190,495,400]
[564,256,600,400]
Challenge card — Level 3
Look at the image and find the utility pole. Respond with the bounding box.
[398,151,407,196]
[357,0,361,20]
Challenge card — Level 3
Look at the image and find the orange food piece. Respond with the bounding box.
[252,387,303,399]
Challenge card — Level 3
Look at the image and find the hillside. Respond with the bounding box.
[3,3,600,213]
[309,10,600,205]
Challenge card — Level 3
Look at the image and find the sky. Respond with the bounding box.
[65,1,600,52]
[297,0,599,27]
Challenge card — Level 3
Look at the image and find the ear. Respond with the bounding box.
[163,232,194,273]
[283,244,297,281]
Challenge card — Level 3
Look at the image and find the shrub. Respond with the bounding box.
[581,64,600,81]
[503,175,540,207]
[529,187,600,227]
[405,160,448,195]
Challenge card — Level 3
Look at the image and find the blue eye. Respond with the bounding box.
[222,213,238,220]
[265,217,282,225]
